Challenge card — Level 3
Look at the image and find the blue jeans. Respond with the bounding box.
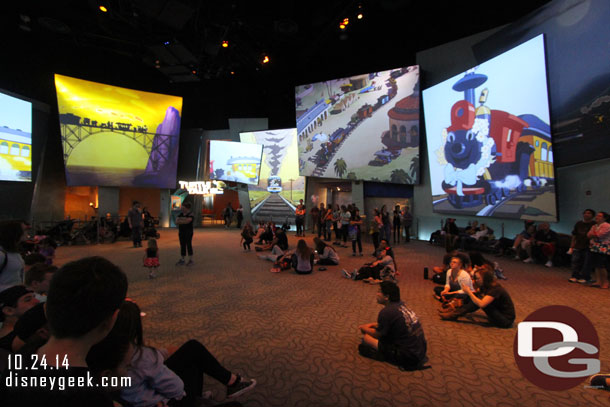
[571,248,592,280]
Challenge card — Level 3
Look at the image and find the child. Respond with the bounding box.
[241,223,254,251]
[143,238,160,279]
[115,301,257,406]
[38,237,57,265]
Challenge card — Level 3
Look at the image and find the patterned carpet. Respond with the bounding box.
[55,229,610,407]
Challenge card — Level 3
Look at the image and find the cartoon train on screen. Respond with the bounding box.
[223,156,261,182]
[0,128,32,177]
[440,70,553,209]
[267,176,282,193]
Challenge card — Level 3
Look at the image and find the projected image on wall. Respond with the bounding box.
[55,74,182,188]
[295,65,420,184]
[208,140,263,185]
[423,35,556,221]
[240,129,304,223]
[0,92,32,182]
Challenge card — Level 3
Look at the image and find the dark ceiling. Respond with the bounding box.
[1,0,552,129]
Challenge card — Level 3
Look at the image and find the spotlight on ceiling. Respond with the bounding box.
[222,40,229,48]
[99,5,108,13]
[262,55,270,64]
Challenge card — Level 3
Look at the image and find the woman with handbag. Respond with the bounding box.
[587,211,610,289]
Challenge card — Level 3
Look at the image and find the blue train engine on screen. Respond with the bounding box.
[267,176,282,193]
[441,71,553,209]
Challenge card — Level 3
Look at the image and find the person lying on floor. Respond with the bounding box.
[439,263,515,328]
[313,237,340,266]
[342,247,396,283]
[358,281,428,371]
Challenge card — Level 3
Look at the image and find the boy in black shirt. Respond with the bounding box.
[358,282,428,370]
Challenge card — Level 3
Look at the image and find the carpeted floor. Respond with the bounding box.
[54,228,610,407]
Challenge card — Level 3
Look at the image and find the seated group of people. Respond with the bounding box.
[0,256,256,407]
[430,250,515,328]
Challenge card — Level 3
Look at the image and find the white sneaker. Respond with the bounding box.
[545,260,553,268]
[523,257,534,264]
[568,277,578,283]
[341,269,351,279]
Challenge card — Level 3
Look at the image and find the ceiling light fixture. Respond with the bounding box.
[99,5,108,13]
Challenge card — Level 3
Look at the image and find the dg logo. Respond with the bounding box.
[513,305,600,390]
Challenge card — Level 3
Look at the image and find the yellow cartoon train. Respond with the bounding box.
[0,129,32,179]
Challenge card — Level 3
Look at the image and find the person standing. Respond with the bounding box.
[236,204,244,229]
[339,205,351,247]
[380,205,391,243]
[358,282,428,370]
[587,211,610,289]
[310,204,320,235]
[127,201,143,248]
[223,202,234,228]
[568,209,596,283]
[176,202,194,266]
[295,199,306,237]
[402,206,413,243]
[392,205,401,244]
[317,203,326,238]
[350,208,363,256]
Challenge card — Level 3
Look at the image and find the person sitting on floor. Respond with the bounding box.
[439,263,515,328]
[0,256,128,407]
[86,300,256,407]
[433,255,473,301]
[358,281,428,370]
[0,285,39,352]
[313,237,340,266]
[256,229,288,253]
[291,239,315,275]
[24,263,57,302]
[342,247,396,283]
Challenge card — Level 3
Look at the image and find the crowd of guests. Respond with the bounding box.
[2,203,609,405]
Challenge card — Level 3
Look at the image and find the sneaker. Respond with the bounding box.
[186,260,194,266]
[176,259,185,266]
[148,271,156,279]
[523,257,534,264]
[545,260,553,268]
[589,374,610,389]
[577,279,588,284]
[352,269,358,280]
[568,277,578,283]
[513,255,520,260]
[352,253,357,256]
[226,375,256,398]
[341,269,351,279]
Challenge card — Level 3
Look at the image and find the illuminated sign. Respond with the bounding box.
[178,180,224,195]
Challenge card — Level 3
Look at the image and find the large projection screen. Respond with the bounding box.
[240,129,304,223]
[55,74,183,188]
[423,35,556,221]
[295,65,420,184]
[208,140,263,185]
[0,91,32,182]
